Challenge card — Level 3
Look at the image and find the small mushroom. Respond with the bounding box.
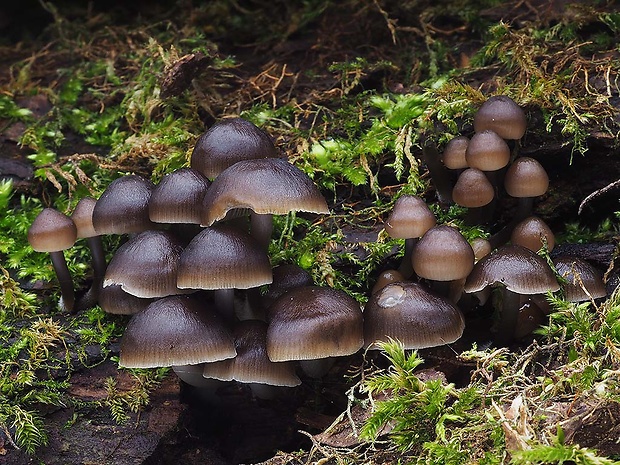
[93,175,156,235]
[510,216,555,253]
[441,136,469,170]
[149,167,210,224]
[470,237,492,263]
[464,244,560,345]
[384,195,436,277]
[103,230,186,298]
[119,295,236,368]
[266,286,363,377]
[553,256,607,303]
[364,282,465,349]
[371,269,406,295]
[98,284,155,315]
[473,95,527,141]
[176,224,273,320]
[28,208,78,312]
[261,263,314,310]
[411,225,474,303]
[191,117,279,180]
[203,320,301,399]
[465,130,511,172]
[201,158,329,249]
[452,168,495,209]
[504,157,549,220]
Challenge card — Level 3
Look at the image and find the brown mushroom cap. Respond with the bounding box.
[203,320,301,387]
[464,244,560,295]
[191,117,279,179]
[266,286,364,362]
[364,282,465,349]
[412,225,474,281]
[470,237,492,262]
[465,130,511,172]
[201,158,329,227]
[504,157,549,198]
[263,264,314,307]
[553,256,607,302]
[149,167,210,224]
[93,175,156,234]
[103,230,185,298]
[70,197,98,239]
[511,216,555,252]
[28,208,77,252]
[452,168,495,208]
[371,269,406,295]
[473,95,527,140]
[442,136,469,170]
[177,224,272,290]
[119,295,236,368]
[384,195,437,239]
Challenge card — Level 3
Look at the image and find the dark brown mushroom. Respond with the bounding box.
[441,136,469,170]
[103,230,186,298]
[201,158,329,249]
[504,157,549,220]
[149,167,210,224]
[465,130,511,172]
[93,175,156,235]
[191,117,279,180]
[510,216,555,253]
[452,168,495,209]
[177,224,272,320]
[119,295,236,368]
[203,320,301,398]
[364,281,465,350]
[411,225,474,302]
[262,263,314,310]
[464,244,560,345]
[553,256,607,303]
[98,284,155,315]
[266,286,363,377]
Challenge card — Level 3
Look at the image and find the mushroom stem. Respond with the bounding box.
[299,357,335,378]
[250,212,273,250]
[398,238,417,278]
[508,139,521,163]
[50,251,75,313]
[248,383,280,400]
[76,236,107,311]
[214,288,236,322]
[88,236,107,284]
[425,279,465,304]
[494,288,521,346]
[487,197,535,250]
[420,143,453,206]
[463,200,496,226]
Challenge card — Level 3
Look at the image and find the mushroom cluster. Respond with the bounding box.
[380,95,608,345]
[27,99,610,397]
[28,117,467,397]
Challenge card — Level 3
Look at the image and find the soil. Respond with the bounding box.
[1,1,619,464]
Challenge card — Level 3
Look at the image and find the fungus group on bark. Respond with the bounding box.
[27,98,611,396]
